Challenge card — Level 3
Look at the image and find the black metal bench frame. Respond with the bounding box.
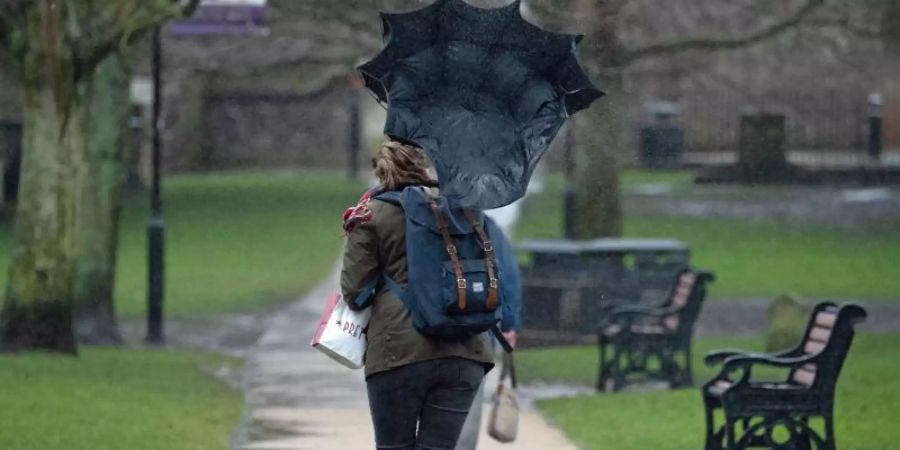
[702,302,867,450]
[596,268,715,392]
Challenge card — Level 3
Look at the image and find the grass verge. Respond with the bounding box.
[517,333,900,450]
[0,349,242,450]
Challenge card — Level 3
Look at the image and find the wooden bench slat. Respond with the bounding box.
[804,340,827,355]
[792,365,818,387]
[815,312,837,328]
[809,326,832,342]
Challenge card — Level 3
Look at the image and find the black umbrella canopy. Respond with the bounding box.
[359,0,603,209]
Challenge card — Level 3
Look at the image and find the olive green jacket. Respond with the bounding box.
[340,198,494,378]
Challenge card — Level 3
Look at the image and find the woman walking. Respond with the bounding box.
[341,141,493,450]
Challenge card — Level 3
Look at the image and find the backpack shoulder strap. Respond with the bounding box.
[429,199,468,311]
[372,189,402,206]
[462,210,499,311]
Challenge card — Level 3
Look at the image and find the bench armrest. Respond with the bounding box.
[707,353,818,388]
[705,344,805,367]
[705,349,759,366]
[722,353,818,372]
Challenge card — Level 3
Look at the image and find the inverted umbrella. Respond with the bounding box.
[359,0,603,209]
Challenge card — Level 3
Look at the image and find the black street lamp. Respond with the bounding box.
[145,0,268,345]
[145,27,166,345]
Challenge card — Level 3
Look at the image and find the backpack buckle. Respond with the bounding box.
[457,278,467,289]
[482,241,494,252]
[446,245,458,255]
[489,278,498,288]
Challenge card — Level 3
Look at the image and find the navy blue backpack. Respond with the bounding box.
[372,187,516,352]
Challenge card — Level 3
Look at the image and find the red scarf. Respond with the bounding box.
[342,190,374,233]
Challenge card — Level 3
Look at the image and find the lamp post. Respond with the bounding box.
[145,27,166,344]
[145,0,268,345]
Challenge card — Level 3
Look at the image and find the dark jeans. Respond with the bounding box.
[366,357,485,450]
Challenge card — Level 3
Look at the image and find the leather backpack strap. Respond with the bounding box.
[429,200,467,311]
[462,209,499,311]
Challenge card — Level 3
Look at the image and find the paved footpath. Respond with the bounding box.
[231,197,579,450]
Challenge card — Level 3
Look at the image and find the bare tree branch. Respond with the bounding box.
[78,0,201,75]
[621,0,826,65]
[805,17,886,40]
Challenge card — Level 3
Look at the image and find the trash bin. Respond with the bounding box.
[639,102,684,169]
[518,238,690,346]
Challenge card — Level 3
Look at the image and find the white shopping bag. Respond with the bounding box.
[310,292,372,369]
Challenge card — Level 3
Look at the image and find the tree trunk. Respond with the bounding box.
[573,76,624,238]
[0,84,84,353]
[572,0,625,239]
[74,52,131,345]
[0,2,85,354]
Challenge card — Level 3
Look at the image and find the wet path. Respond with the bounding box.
[229,197,581,449]
[228,267,581,450]
[229,267,373,449]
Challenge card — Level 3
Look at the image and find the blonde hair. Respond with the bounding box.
[372,141,437,190]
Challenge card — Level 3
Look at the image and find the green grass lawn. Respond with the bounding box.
[620,169,696,189]
[0,349,242,450]
[517,171,900,300]
[518,333,900,450]
[0,171,365,318]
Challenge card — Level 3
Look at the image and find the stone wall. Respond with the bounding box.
[201,78,355,170]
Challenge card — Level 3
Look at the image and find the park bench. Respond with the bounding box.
[701,302,867,450]
[597,268,715,391]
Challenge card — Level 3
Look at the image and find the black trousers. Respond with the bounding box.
[366,357,485,450]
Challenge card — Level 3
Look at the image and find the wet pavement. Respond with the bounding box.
[229,266,372,449]
[227,197,581,449]
[225,266,581,450]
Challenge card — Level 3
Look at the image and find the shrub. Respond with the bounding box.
[765,293,810,352]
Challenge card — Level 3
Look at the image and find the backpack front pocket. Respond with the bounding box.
[442,259,497,314]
